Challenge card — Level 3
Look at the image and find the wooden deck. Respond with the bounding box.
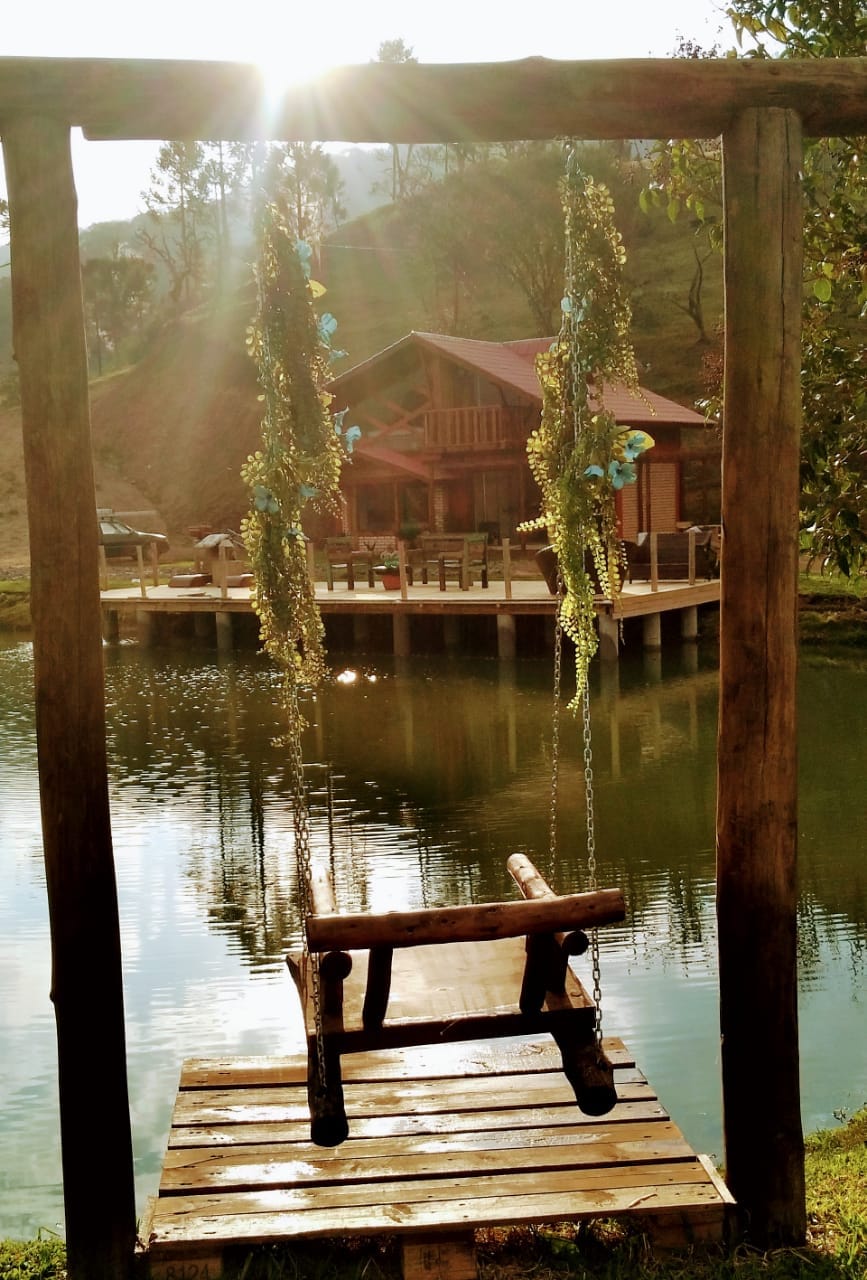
[140,1035,734,1278]
[102,576,719,616]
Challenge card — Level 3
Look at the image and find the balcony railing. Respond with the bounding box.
[422,405,533,450]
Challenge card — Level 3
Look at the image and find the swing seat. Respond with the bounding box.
[287,853,626,1146]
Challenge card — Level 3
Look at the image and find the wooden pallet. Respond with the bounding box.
[141,1036,734,1279]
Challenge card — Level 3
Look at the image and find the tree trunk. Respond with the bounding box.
[717,106,805,1247]
[2,116,136,1279]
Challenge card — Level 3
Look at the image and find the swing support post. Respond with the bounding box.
[716,107,805,1246]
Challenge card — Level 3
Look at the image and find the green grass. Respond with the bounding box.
[3,1110,863,1280]
[0,1234,65,1280]
[798,571,866,649]
[798,570,867,603]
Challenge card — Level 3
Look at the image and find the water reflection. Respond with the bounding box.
[0,636,865,1238]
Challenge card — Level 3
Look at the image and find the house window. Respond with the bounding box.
[681,457,722,526]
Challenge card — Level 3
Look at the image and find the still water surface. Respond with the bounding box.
[0,636,864,1239]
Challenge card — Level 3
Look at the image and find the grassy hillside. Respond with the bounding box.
[0,173,722,563]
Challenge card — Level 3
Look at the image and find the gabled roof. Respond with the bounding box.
[330,331,707,427]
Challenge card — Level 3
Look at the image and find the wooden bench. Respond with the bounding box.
[288,853,626,1146]
[324,537,376,590]
[625,529,718,584]
[415,532,489,590]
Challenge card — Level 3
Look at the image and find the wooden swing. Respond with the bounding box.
[287,852,625,1146]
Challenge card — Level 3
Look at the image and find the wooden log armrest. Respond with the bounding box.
[305,884,625,952]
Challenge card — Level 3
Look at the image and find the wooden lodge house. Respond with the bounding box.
[327,331,720,544]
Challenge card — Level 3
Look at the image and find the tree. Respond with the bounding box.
[404,142,632,337]
[268,143,346,244]
[375,39,423,201]
[139,142,213,308]
[81,248,155,375]
[639,37,723,345]
[645,3,866,574]
[202,141,256,294]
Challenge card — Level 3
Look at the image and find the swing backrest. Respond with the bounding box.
[300,854,625,1035]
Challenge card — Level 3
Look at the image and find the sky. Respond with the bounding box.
[1,0,733,228]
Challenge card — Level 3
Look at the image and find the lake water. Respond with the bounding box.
[0,634,864,1240]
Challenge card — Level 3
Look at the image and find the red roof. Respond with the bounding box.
[330,331,707,427]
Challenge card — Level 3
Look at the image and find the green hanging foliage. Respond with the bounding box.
[241,194,356,702]
[523,143,654,705]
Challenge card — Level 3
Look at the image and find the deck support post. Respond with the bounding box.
[103,609,120,643]
[352,613,370,647]
[393,612,411,658]
[496,613,516,661]
[2,115,136,1278]
[443,614,460,651]
[215,610,234,653]
[597,612,619,660]
[136,609,155,647]
[642,613,662,651]
[680,605,698,642]
[717,107,805,1246]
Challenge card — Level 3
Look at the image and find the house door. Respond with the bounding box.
[444,480,474,531]
[473,470,518,542]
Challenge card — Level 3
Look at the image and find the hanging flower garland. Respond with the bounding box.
[522,143,654,705]
[241,191,358,708]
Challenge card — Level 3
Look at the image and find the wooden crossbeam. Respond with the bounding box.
[0,56,864,142]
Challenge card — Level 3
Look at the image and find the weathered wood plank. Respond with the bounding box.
[171,1071,651,1127]
[718,106,805,1247]
[2,115,136,1280]
[163,1119,685,1179]
[149,1176,724,1247]
[153,1160,720,1221]
[178,1036,635,1087]
[168,1098,670,1148]
[160,1133,695,1194]
[0,56,865,142]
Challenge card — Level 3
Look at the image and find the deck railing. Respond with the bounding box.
[422,405,532,450]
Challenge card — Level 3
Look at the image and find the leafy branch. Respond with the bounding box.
[241,194,356,706]
[523,146,653,704]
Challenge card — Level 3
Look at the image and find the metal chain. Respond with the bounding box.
[581,679,604,1043]
[286,681,328,1092]
[548,589,563,876]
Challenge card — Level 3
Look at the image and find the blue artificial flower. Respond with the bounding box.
[344,425,361,453]
[333,408,349,432]
[253,485,279,515]
[561,295,573,314]
[295,240,313,278]
[608,460,637,490]
[318,312,338,341]
[623,432,649,461]
[584,464,605,479]
[299,483,319,500]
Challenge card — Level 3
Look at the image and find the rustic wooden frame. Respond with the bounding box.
[2,53,866,1275]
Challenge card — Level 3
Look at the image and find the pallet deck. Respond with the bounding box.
[141,1036,734,1277]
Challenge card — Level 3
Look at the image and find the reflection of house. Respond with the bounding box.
[327,332,720,543]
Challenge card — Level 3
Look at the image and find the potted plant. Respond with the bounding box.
[376,553,401,590]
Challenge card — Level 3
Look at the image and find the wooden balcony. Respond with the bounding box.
[422,405,533,451]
